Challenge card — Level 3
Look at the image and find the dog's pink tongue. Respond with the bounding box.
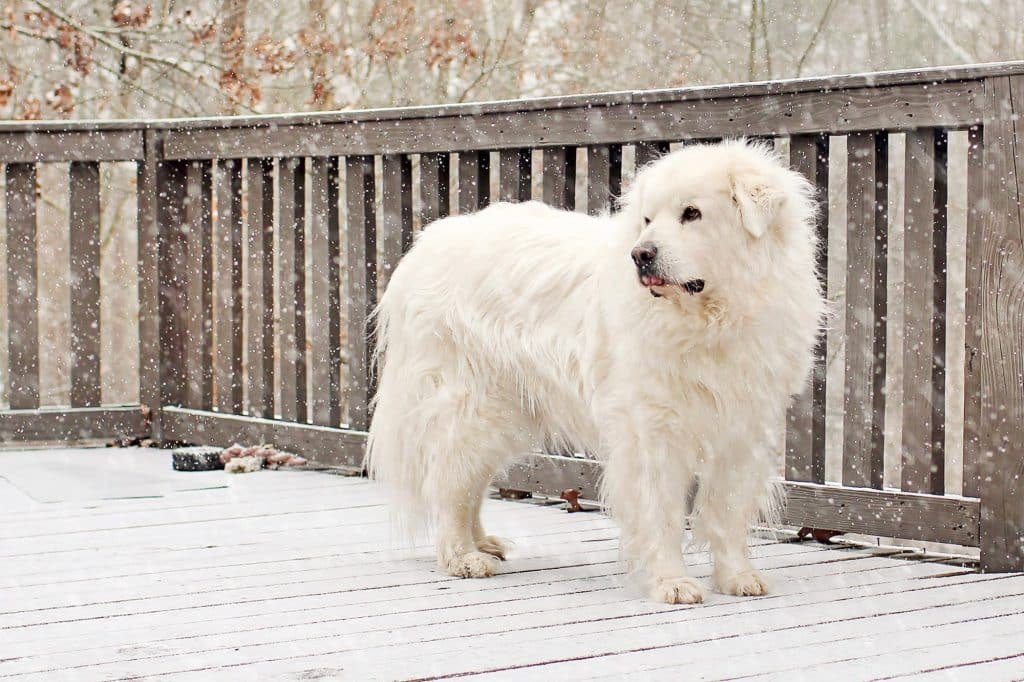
[642,275,665,287]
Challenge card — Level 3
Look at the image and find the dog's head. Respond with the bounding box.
[620,140,813,306]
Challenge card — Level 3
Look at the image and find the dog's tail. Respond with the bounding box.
[364,286,433,543]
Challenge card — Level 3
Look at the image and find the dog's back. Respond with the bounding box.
[366,201,611,547]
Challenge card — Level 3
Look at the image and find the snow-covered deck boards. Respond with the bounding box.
[1,447,1022,681]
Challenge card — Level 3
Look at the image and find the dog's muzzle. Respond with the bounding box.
[631,243,705,297]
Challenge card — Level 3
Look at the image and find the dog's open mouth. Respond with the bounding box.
[640,275,705,297]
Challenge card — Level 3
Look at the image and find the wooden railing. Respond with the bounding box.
[1,62,1022,571]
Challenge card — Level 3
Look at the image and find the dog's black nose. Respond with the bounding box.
[631,244,657,268]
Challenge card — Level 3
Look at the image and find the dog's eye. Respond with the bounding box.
[681,206,702,223]
[643,216,651,225]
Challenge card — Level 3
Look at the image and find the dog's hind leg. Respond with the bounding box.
[433,477,499,578]
[424,394,526,578]
[472,493,510,560]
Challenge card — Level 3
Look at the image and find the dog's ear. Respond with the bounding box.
[732,171,783,239]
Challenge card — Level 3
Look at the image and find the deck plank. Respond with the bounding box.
[1,447,1021,681]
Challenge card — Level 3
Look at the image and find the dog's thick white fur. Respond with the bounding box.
[366,140,823,604]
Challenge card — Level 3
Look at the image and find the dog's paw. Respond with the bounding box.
[715,568,769,596]
[475,535,510,560]
[650,576,705,605]
[441,551,499,578]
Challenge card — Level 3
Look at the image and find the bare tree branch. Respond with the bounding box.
[31,0,258,112]
[795,0,835,77]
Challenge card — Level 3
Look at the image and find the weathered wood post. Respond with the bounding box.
[979,76,1024,572]
[138,129,189,444]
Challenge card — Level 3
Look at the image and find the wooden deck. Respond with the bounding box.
[2,447,1023,681]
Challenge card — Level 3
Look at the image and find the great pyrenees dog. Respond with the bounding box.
[366,140,823,604]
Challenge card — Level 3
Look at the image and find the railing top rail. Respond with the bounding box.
[0,60,1021,135]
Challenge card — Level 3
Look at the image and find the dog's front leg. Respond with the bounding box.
[695,448,775,597]
[603,447,703,605]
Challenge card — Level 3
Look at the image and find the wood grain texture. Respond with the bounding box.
[785,134,829,484]
[542,146,576,210]
[978,76,1024,572]
[184,161,213,411]
[292,160,308,423]
[4,163,39,410]
[345,156,377,430]
[2,454,1017,681]
[0,406,150,442]
[213,159,244,414]
[587,145,622,215]
[9,60,1011,134]
[306,157,341,427]
[380,154,413,293]
[277,158,308,422]
[901,129,947,495]
[136,131,162,438]
[499,149,531,203]
[842,132,888,490]
[781,481,978,547]
[68,161,102,408]
[245,159,275,419]
[962,127,984,498]
[163,81,984,160]
[492,451,981,547]
[326,157,342,427]
[458,151,490,213]
[419,152,450,226]
[160,407,365,470]
[0,130,142,162]
[155,159,189,411]
[276,160,298,421]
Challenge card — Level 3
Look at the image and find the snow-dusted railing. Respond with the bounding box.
[1,61,1022,571]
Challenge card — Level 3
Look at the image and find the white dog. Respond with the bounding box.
[366,140,823,604]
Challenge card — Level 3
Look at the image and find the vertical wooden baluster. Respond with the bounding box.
[277,158,299,421]
[843,131,888,490]
[420,153,450,227]
[635,141,669,169]
[156,158,189,412]
[542,146,576,210]
[5,163,39,410]
[962,126,984,498]
[245,158,274,418]
[346,155,377,431]
[185,160,213,410]
[293,158,308,422]
[214,159,243,413]
[902,128,947,495]
[458,151,489,213]
[499,149,531,203]
[137,131,162,437]
[69,161,101,408]
[380,154,413,293]
[326,157,342,427]
[308,157,341,426]
[587,145,622,215]
[785,134,829,484]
